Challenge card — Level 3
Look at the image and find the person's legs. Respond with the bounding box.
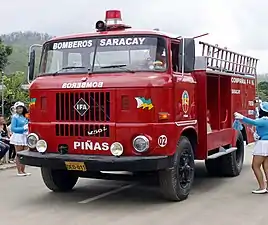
[0,141,9,160]
[262,157,268,189]
[21,146,30,175]
[252,155,266,192]
[8,144,12,159]
[11,145,16,159]
[15,145,25,175]
[9,144,15,160]
[8,144,15,162]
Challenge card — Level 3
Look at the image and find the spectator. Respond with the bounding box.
[254,98,262,118]
[0,115,10,161]
[0,141,9,161]
[10,101,31,177]
[7,123,16,163]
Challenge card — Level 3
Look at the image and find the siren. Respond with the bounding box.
[105,10,123,25]
[95,10,131,32]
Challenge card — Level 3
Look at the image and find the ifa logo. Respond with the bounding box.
[74,98,90,116]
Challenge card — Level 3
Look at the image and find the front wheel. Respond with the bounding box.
[159,136,195,201]
[41,168,78,192]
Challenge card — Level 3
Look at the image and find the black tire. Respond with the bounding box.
[159,136,195,201]
[41,167,78,192]
[221,131,244,177]
[205,157,222,176]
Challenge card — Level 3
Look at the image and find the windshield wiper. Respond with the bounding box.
[52,66,88,76]
[100,64,135,73]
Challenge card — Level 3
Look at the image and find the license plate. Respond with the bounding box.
[65,162,87,172]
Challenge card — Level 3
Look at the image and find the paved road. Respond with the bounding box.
[0,146,267,225]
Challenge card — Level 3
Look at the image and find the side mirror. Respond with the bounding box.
[28,50,35,83]
[178,38,195,73]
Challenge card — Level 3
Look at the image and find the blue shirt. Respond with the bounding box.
[11,114,28,134]
[242,116,268,140]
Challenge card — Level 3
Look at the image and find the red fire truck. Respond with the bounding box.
[18,10,258,201]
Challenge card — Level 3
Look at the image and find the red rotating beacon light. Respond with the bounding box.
[105,10,122,25]
[95,10,131,31]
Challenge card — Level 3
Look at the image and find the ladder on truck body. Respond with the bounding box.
[199,41,258,76]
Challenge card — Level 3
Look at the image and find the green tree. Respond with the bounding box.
[2,71,29,118]
[258,81,268,101]
[0,38,12,71]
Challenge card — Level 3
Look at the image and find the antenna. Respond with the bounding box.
[193,33,209,39]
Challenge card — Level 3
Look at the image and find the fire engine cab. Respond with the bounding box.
[18,10,258,201]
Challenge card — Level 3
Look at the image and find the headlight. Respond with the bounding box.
[36,140,47,153]
[27,133,39,148]
[133,135,149,153]
[110,142,123,157]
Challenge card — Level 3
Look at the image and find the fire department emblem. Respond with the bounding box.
[74,98,90,116]
[182,90,189,113]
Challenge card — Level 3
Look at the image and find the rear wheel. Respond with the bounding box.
[41,168,78,192]
[159,136,195,201]
[205,131,244,177]
[205,157,222,176]
[221,131,244,177]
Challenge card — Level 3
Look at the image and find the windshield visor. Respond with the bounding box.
[39,35,168,75]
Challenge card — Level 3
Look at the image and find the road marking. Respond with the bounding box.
[78,184,136,204]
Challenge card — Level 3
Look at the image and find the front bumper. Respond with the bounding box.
[17,150,174,172]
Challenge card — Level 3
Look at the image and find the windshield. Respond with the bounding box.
[39,35,167,75]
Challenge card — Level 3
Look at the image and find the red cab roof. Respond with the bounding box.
[48,29,179,42]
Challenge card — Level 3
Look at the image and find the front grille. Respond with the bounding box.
[55,124,110,137]
[56,92,110,122]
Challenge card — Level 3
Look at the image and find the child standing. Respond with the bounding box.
[10,101,31,177]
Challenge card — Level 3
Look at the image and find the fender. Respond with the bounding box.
[178,125,198,154]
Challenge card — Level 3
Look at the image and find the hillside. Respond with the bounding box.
[0,31,53,75]
[1,31,268,80]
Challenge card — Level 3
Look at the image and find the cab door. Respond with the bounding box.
[171,41,196,123]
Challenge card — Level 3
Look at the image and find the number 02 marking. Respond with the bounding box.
[158,135,167,147]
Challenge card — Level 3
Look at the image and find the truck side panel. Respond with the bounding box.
[231,76,255,144]
[192,70,207,159]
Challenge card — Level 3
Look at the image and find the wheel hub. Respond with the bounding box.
[178,151,194,187]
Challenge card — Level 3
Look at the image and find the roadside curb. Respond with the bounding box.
[0,164,16,171]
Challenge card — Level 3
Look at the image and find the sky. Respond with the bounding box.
[1,0,268,73]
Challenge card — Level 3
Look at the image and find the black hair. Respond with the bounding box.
[22,106,28,117]
[259,108,268,118]
[17,106,28,117]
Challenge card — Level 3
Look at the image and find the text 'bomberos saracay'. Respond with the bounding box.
[53,37,147,50]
